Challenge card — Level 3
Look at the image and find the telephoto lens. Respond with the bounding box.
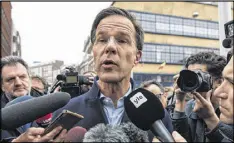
[177,70,213,92]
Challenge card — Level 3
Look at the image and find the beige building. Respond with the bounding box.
[79,2,233,87]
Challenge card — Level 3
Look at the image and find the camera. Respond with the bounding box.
[177,70,213,92]
[50,67,92,98]
[223,20,233,48]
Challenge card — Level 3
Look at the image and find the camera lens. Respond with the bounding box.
[177,70,200,92]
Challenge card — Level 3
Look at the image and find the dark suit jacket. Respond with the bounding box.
[53,78,173,141]
[1,93,38,142]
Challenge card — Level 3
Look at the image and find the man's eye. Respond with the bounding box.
[117,39,127,43]
[98,39,107,43]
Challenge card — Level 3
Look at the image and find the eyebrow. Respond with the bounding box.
[224,76,234,85]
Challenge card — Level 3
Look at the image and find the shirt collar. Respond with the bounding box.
[99,83,132,100]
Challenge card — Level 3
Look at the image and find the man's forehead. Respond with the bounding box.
[223,56,233,78]
[96,15,135,35]
[2,63,28,77]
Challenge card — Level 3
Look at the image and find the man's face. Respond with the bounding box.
[1,63,31,98]
[214,56,233,124]
[145,84,167,108]
[31,78,45,93]
[93,15,141,83]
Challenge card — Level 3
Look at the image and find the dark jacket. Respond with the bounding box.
[1,93,38,142]
[171,99,221,142]
[205,122,233,142]
[53,78,173,141]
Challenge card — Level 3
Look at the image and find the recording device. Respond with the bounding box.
[177,70,213,92]
[64,126,87,142]
[50,66,92,98]
[223,20,233,48]
[124,88,175,142]
[120,122,149,142]
[83,123,130,142]
[42,110,84,136]
[1,92,70,130]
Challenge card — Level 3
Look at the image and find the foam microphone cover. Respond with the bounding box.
[65,126,87,142]
[83,123,130,142]
[5,95,33,107]
[120,122,149,142]
[124,88,165,130]
[2,92,71,130]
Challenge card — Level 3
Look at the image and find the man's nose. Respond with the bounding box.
[14,77,22,86]
[105,37,117,55]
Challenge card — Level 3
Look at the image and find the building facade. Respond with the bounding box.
[29,60,64,85]
[1,2,13,58]
[12,22,22,57]
[80,2,233,87]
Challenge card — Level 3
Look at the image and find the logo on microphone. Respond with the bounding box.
[130,92,147,108]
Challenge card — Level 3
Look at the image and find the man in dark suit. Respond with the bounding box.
[53,6,173,141]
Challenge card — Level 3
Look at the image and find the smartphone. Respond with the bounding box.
[42,110,84,136]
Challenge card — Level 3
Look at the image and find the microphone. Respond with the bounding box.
[124,88,175,142]
[36,113,52,128]
[64,126,87,142]
[1,92,71,130]
[120,122,149,142]
[83,123,130,142]
[5,95,33,107]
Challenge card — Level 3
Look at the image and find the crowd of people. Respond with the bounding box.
[1,6,233,142]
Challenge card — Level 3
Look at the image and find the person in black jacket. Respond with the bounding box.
[53,6,173,142]
[171,52,227,142]
[1,56,66,142]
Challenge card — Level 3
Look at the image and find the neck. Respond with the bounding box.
[98,78,131,105]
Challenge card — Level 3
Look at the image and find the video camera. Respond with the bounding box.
[222,20,233,48]
[50,67,92,98]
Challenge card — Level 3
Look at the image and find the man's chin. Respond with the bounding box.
[220,114,233,124]
[13,91,28,97]
[99,74,121,83]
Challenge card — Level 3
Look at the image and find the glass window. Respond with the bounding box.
[141,43,219,64]
[129,11,219,39]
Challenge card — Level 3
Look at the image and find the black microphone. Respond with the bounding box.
[83,123,130,142]
[124,88,175,142]
[120,122,149,142]
[1,92,71,130]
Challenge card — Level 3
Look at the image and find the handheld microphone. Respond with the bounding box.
[1,92,71,130]
[5,95,33,107]
[83,123,130,142]
[36,113,53,128]
[64,126,87,142]
[120,122,149,142]
[124,88,175,142]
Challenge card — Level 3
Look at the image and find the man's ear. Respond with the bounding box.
[134,50,142,65]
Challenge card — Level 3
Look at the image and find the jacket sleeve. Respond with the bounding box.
[205,121,233,142]
[171,111,191,142]
[161,109,174,133]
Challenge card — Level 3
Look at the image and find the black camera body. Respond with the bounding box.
[50,68,92,98]
[177,70,213,92]
[223,20,233,48]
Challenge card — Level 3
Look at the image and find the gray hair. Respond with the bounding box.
[90,6,144,51]
[1,56,29,79]
[139,79,165,94]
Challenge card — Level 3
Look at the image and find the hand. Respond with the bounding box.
[12,126,67,142]
[192,91,219,130]
[152,131,187,142]
[172,131,187,142]
[54,86,61,93]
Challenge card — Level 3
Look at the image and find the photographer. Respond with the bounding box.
[171,52,227,142]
